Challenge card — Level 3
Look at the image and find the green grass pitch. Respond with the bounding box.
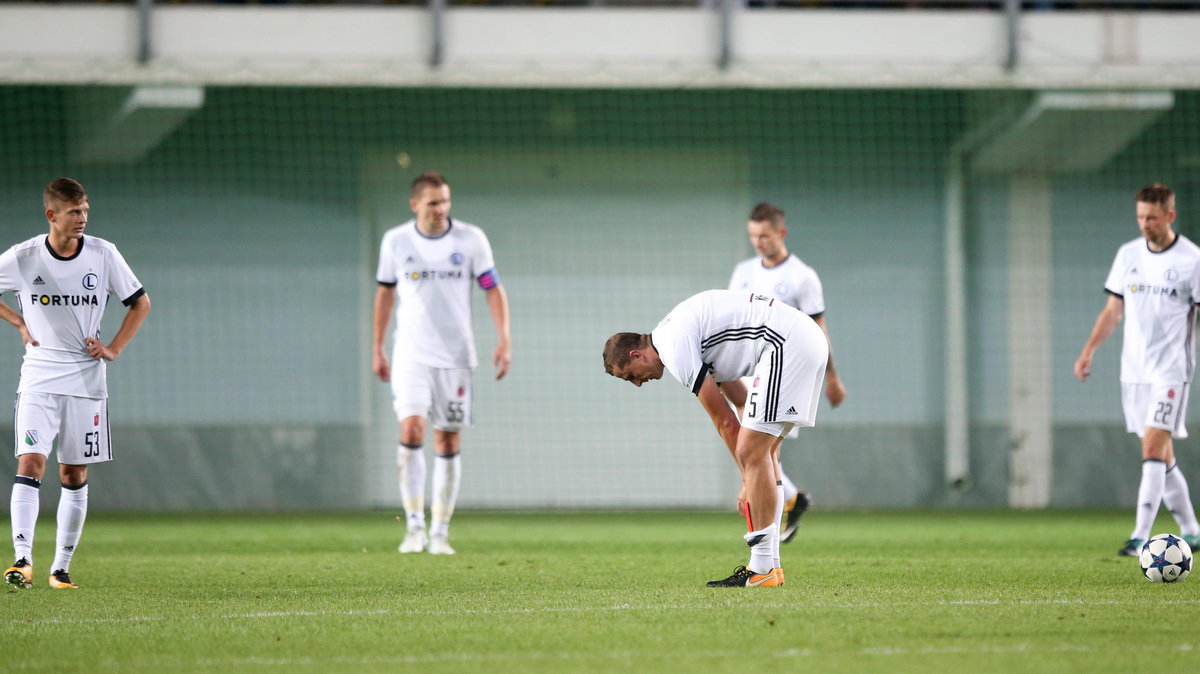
[1,509,1197,673]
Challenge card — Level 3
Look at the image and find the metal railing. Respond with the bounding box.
[11,0,1200,6]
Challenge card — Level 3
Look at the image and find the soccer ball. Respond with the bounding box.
[1139,534,1193,583]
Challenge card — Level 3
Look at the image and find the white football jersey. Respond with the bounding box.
[651,290,810,395]
[728,254,825,317]
[1104,234,1200,384]
[0,235,144,398]
[376,218,498,369]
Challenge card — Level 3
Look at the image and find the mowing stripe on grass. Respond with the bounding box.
[175,642,1195,667]
[11,597,1200,626]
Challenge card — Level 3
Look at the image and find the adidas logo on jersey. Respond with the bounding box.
[32,276,45,285]
[786,407,797,415]
[405,256,415,263]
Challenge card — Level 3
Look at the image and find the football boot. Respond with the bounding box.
[706,565,784,588]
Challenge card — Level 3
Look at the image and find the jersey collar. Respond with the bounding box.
[415,218,454,240]
[44,234,85,261]
[1147,233,1180,255]
[759,253,793,270]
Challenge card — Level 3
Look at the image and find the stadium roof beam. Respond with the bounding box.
[70,85,204,165]
[971,91,1174,174]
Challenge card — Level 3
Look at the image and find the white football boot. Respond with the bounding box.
[399,527,428,554]
[428,535,456,555]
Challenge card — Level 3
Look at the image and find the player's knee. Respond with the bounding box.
[433,430,461,456]
[1141,429,1173,461]
[16,453,47,480]
[733,442,770,470]
[59,465,87,488]
[400,412,424,443]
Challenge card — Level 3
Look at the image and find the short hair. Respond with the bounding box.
[44,178,87,210]
[603,332,648,375]
[1137,183,1175,212]
[749,202,785,227]
[411,171,449,197]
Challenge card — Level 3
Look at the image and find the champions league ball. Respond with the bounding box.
[1139,534,1193,583]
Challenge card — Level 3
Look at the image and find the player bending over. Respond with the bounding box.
[604,289,827,587]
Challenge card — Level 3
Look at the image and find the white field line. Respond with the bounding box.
[10,597,1200,626]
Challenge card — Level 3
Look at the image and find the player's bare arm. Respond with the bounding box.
[813,315,845,407]
[86,293,150,362]
[1075,294,1124,382]
[718,378,748,418]
[371,285,396,382]
[0,297,38,346]
[485,285,511,380]
[697,375,741,463]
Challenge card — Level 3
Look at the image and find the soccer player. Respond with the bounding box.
[1074,183,1200,557]
[372,171,511,556]
[0,178,150,589]
[727,202,846,542]
[604,289,828,587]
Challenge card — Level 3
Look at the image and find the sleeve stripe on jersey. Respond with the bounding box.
[1105,288,1123,299]
[122,287,146,307]
[692,362,711,396]
[377,280,398,288]
[477,268,500,290]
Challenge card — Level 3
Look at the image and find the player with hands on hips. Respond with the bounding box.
[1,178,150,589]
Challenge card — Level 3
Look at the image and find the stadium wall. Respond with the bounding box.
[3,6,1200,88]
[1,8,1199,511]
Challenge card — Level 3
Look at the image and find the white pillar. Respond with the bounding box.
[1007,174,1054,508]
[944,155,970,488]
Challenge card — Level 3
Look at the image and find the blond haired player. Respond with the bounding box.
[373,171,511,556]
[728,202,846,542]
[1,178,150,589]
[1075,183,1200,556]
[604,290,828,587]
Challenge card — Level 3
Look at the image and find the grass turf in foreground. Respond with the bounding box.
[0,510,1197,673]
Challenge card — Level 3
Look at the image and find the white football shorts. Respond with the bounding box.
[739,375,801,440]
[1122,382,1189,439]
[14,392,111,464]
[740,317,828,438]
[390,359,474,432]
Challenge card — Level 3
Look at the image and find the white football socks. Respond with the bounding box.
[1132,460,1167,541]
[398,444,426,531]
[430,453,461,539]
[10,478,39,563]
[744,522,778,575]
[1163,463,1200,537]
[51,482,88,573]
[773,482,785,569]
[780,472,799,503]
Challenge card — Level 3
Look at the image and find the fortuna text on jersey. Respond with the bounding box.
[29,293,100,306]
